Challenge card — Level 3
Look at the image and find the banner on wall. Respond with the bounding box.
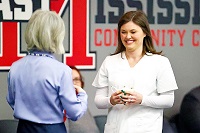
[0,0,199,71]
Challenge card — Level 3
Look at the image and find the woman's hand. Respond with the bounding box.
[122,89,143,105]
[110,89,143,106]
[110,91,122,105]
[74,85,86,94]
[110,90,125,105]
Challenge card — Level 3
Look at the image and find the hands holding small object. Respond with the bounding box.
[110,89,143,106]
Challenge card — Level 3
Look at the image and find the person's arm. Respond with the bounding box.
[94,87,113,109]
[117,89,174,108]
[94,86,125,108]
[141,91,174,108]
[60,69,88,121]
[6,71,15,110]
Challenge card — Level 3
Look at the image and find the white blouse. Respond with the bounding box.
[92,52,178,133]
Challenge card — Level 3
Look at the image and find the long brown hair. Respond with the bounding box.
[113,10,162,56]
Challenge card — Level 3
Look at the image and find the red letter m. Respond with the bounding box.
[0,0,95,71]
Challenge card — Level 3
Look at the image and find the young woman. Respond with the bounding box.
[92,10,178,133]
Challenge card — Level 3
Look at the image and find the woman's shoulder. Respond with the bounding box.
[102,53,123,66]
[144,53,171,67]
[105,52,122,61]
[146,53,169,61]
[106,52,121,58]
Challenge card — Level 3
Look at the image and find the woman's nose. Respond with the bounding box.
[126,32,132,38]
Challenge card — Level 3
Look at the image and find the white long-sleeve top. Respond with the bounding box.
[92,52,178,133]
[95,87,174,109]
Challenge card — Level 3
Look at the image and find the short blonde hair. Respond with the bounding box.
[25,9,65,54]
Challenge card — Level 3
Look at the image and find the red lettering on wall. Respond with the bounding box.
[168,30,176,46]
[50,0,66,14]
[151,29,185,47]
[94,28,117,47]
[64,0,95,69]
[0,22,24,70]
[161,30,166,46]
[151,30,160,46]
[95,29,102,46]
[192,30,199,46]
[0,0,95,70]
[178,30,185,47]
[104,29,112,46]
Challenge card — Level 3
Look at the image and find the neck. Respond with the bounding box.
[125,51,143,60]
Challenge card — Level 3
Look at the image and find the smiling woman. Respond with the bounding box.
[119,21,146,68]
[92,10,178,133]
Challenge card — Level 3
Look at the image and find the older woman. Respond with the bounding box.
[7,9,87,133]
